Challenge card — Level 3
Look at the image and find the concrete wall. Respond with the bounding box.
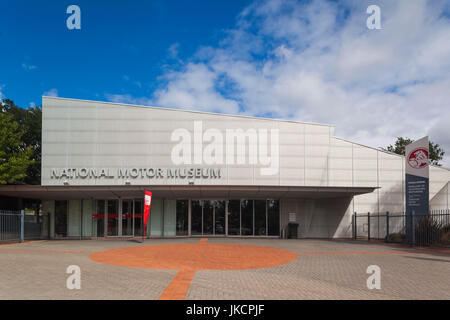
[42,97,334,187]
[431,181,449,210]
[41,97,450,238]
[280,197,353,238]
[82,200,94,237]
[330,137,450,214]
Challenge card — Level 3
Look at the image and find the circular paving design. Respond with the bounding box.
[89,240,298,300]
[89,241,298,271]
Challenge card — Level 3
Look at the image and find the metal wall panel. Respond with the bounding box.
[41,97,450,219]
[42,97,334,187]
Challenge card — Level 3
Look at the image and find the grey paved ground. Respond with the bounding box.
[0,238,449,300]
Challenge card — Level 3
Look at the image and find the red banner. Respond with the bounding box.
[143,190,152,236]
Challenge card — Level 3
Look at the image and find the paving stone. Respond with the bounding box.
[0,239,449,299]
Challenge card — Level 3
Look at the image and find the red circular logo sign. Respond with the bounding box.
[407,148,429,169]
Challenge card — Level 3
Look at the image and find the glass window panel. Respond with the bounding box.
[121,200,133,236]
[214,200,225,235]
[203,201,214,235]
[42,200,54,238]
[68,200,81,237]
[191,200,203,235]
[254,200,266,236]
[163,200,177,237]
[54,200,67,237]
[107,200,118,236]
[82,200,93,237]
[241,200,253,236]
[93,200,105,237]
[149,199,162,237]
[134,199,143,237]
[176,200,189,236]
[227,200,240,235]
[267,200,280,236]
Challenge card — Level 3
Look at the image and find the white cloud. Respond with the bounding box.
[429,111,450,168]
[106,0,450,166]
[104,93,152,106]
[21,62,37,70]
[122,75,143,88]
[168,43,180,59]
[43,88,58,97]
[153,63,240,113]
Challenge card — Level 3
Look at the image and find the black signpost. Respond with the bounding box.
[405,136,430,245]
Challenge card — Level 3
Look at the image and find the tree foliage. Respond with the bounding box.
[0,99,41,184]
[384,137,445,166]
[0,107,33,184]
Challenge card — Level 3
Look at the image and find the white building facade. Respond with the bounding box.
[3,97,449,239]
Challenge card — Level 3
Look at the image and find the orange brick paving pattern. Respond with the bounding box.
[89,239,298,300]
[295,251,421,255]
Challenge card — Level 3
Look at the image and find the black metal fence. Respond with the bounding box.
[353,209,450,247]
[0,210,22,242]
[0,210,46,242]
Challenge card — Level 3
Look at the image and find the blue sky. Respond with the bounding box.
[1,0,450,166]
[0,0,250,107]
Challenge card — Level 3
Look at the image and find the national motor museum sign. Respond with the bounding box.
[50,167,222,180]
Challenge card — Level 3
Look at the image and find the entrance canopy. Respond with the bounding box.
[0,185,376,200]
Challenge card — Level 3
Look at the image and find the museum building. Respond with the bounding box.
[0,97,449,239]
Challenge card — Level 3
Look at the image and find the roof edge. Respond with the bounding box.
[333,137,450,172]
[42,96,335,128]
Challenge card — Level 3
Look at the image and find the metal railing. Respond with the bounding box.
[353,209,450,247]
[0,210,45,243]
[0,210,22,242]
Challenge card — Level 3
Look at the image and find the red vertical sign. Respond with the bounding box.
[143,190,152,237]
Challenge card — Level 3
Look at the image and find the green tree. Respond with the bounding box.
[22,105,41,184]
[1,99,41,184]
[384,137,445,166]
[0,108,34,184]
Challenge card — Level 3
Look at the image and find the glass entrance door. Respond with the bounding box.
[134,199,143,237]
[121,200,133,236]
[191,200,203,235]
[227,200,240,235]
[107,200,119,236]
[94,199,147,237]
[93,200,105,237]
[203,201,214,235]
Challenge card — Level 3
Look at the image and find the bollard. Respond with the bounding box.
[354,212,357,239]
[367,212,371,241]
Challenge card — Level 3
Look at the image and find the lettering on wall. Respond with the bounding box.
[50,167,222,180]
